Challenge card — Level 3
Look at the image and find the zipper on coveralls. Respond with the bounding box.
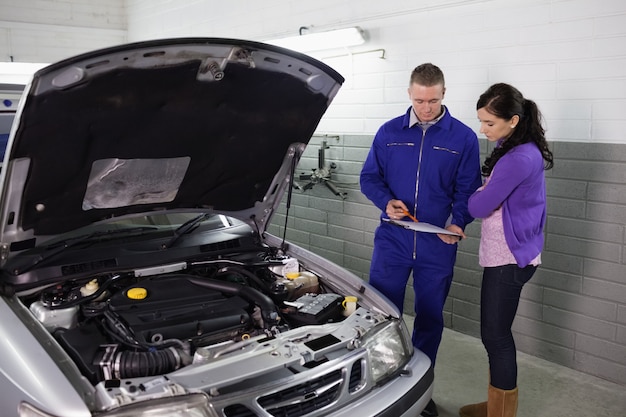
[412,128,427,260]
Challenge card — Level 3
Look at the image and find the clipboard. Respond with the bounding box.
[383,218,461,236]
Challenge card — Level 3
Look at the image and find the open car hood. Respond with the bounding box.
[0,38,343,253]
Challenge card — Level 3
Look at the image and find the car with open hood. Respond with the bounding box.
[0,38,433,417]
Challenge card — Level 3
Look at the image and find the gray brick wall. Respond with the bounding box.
[269,135,626,386]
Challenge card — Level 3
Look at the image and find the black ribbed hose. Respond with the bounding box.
[115,347,181,379]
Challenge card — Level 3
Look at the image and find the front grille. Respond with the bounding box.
[223,368,348,417]
[258,369,342,417]
[348,359,364,392]
[221,355,369,417]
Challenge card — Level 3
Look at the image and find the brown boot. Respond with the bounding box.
[459,401,487,417]
[487,385,518,417]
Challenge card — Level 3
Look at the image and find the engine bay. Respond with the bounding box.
[25,254,351,385]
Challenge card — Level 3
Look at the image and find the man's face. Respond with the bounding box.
[407,83,445,122]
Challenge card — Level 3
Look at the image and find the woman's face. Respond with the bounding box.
[477,107,518,142]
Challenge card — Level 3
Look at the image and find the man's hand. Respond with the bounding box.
[388,200,464,244]
[437,224,465,244]
[386,199,409,220]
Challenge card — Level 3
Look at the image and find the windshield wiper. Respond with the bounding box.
[162,213,212,249]
[18,227,158,274]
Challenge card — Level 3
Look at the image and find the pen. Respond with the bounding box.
[402,209,419,223]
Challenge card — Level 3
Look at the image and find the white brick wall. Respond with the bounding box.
[127,0,626,144]
[4,1,626,142]
[0,0,126,63]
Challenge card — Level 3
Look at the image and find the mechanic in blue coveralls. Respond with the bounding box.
[360,63,481,417]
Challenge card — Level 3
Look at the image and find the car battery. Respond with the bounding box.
[288,293,344,325]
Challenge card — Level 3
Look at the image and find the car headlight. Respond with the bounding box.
[99,394,215,417]
[19,394,216,417]
[362,320,413,384]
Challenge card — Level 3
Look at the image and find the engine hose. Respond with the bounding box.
[214,266,270,292]
[187,277,279,327]
[114,347,181,379]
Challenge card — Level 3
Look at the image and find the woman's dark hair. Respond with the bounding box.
[477,83,553,176]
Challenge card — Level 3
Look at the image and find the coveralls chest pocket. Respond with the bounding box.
[426,144,462,189]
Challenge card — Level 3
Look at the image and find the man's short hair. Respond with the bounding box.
[410,63,445,87]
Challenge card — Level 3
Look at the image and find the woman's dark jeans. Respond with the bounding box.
[481,264,537,390]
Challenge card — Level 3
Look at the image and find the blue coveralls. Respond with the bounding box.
[360,106,481,364]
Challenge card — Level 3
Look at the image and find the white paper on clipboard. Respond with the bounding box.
[383,218,461,236]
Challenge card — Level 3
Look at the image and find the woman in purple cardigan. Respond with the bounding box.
[460,83,553,417]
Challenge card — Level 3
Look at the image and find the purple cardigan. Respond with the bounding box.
[468,142,547,267]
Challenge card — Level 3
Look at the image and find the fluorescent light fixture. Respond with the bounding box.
[266,27,366,53]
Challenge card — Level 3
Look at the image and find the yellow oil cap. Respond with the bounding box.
[127,287,147,300]
[285,272,300,280]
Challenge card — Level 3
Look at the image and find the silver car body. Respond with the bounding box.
[0,39,433,417]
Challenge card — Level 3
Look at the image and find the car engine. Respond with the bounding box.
[26,256,347,385]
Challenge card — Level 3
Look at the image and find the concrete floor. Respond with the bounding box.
[403,317,626,417]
